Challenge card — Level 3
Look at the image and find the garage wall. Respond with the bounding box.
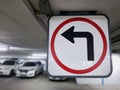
[76,54,120,84]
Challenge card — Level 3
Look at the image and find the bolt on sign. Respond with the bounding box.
[48,15,112,77]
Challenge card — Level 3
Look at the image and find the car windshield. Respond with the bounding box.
[23,62,36,66]
[2,61,15,65]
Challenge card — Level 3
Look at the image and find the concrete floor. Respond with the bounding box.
[0,74,120,90]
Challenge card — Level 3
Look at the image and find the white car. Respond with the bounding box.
[0,60,17,76]
[16,61,43,77]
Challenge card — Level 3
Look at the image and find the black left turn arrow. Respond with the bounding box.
[61,26,94,61]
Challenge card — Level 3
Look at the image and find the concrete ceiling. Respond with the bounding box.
[0,0,120,56]
[30,0,120,30]
[0,0,47,49]
[49,0,120,31]
[27,0,120,53]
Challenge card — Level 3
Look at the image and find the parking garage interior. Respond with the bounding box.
[0,0,120,90]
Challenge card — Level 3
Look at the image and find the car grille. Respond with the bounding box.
[20,74,27,77]
[19,70,28,73]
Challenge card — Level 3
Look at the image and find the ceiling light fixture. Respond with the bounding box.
[26,53,47,59]
[32,53,47,57]
[0,46,9,51]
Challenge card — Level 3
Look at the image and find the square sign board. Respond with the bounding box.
[48,15,112,77]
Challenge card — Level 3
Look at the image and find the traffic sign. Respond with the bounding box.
[48,15,112,77]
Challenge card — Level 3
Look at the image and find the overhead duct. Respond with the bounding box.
[111,27,120,53]
[111,27,120,38]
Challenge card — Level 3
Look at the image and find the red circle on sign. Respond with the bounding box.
[51,17,107,74]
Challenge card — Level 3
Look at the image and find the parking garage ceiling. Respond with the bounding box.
[0,0,120,56]
[29,0,120,30]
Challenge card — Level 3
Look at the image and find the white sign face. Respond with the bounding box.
[48,15,112,77]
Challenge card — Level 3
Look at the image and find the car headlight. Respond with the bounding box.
[4,67,10,70]
[29,68,35,71]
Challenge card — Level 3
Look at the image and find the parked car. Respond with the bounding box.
[49,76,67,81]
[0,60,17,76]
[15,58,25,71]
[16,61,43,77]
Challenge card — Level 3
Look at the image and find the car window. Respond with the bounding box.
[9,58,18,61]
[2,61,16,65]
[23,62,36,66]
